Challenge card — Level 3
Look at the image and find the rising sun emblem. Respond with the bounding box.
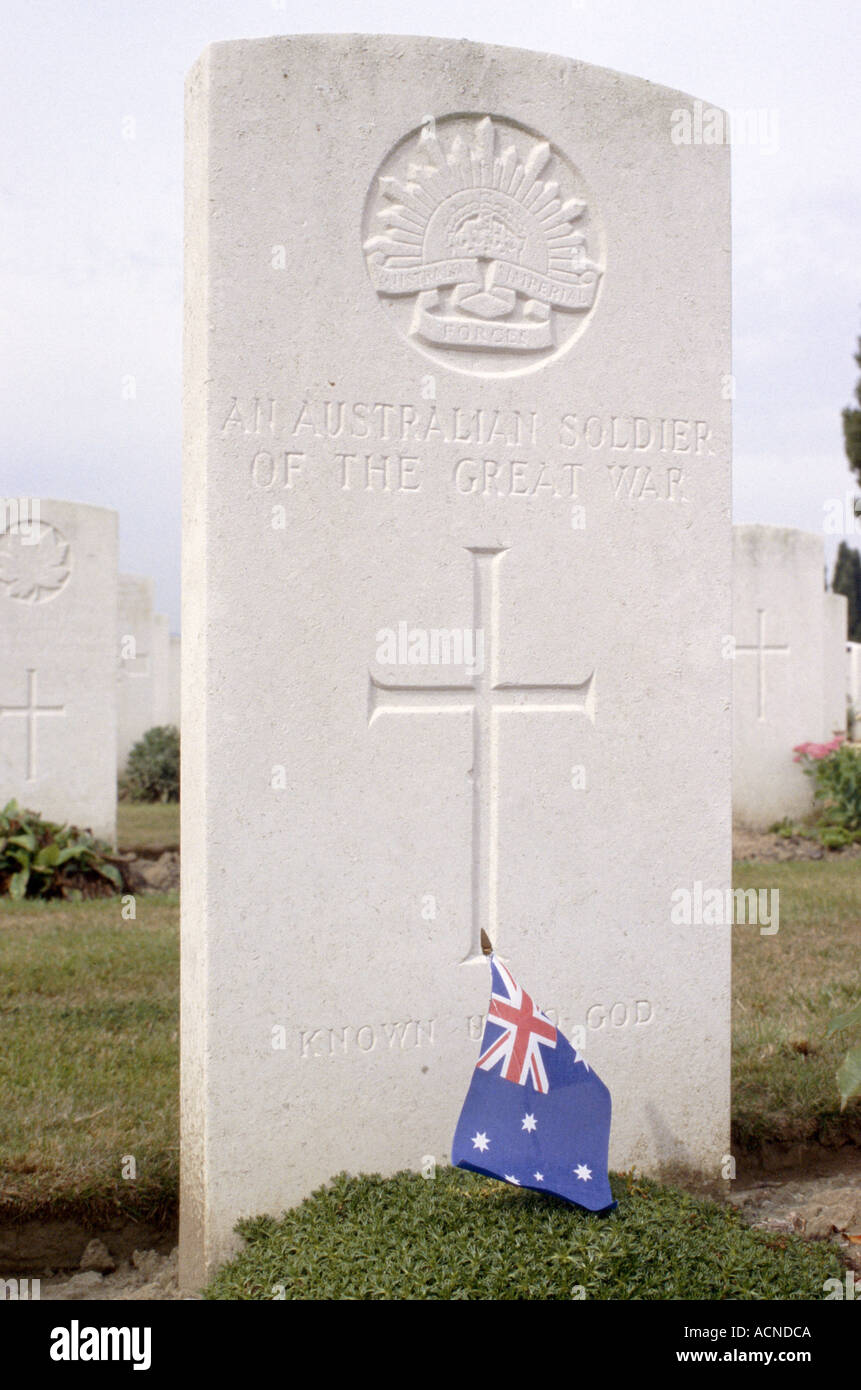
[362,114,604,375]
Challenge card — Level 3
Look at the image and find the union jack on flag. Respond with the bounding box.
[452,953,616,1212]
[476,957,557,1093]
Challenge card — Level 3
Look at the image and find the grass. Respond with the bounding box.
[204,1168,844,1300]
[0,894,178,1225]
[732,859,861,1150]
[116,802,180,852]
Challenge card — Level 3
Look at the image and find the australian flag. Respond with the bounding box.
[452,954,616,1211]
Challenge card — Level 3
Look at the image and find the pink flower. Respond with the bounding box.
[793,737,843,763]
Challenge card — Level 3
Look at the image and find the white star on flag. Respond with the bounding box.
[574,1163,592,1181]
[471,1132,490,1152]
[573,1048,590,1071]
[504,1174,521,1185]
[521,1113,537,1132]
[534,1172,544,1182]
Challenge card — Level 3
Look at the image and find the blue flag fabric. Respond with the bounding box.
[452,954,616,1212]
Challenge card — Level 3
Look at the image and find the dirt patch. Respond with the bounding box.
[733,827,861,862]
[728,1155,861,1275]
[0,1217,176,1276]
[114,849,180,893]
[38,1247,198,1301]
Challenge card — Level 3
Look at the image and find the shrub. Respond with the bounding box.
[122,726,180,803]
[0,800,123,900]
[205,1168,844,1301]
[793,738,861,846]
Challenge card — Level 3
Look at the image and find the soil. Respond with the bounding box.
[733,827,861,862]
[114,848,181,893]
[727,1154,861,1276]
[38,1246,196,1301]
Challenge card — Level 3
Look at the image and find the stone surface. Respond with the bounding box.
[733,527,828,829]
[0,498,117,842]
[848,641,861,723]
[117,574,155,771]
[823,591,848,740]
[181,34,732,1285]
[168,634,181,728]
[151,613,172,727]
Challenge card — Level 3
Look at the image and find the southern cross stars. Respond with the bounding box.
[468,1127,592,1191]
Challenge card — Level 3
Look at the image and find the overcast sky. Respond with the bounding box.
[2,0,859,630]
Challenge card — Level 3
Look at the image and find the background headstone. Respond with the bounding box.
[848,641,861,725]
[823,591,848,740]
[151,613,171,727]
[117,574,155,771]
[168,634,181,729]
[0,498,117,843]
[733,525,826,828]
[182,35,732,1283]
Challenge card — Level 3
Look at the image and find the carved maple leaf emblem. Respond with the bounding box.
[0,523,71,602]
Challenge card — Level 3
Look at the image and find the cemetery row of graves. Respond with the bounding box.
[0,498,179,851]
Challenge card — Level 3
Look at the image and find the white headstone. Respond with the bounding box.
[733,526,827,828]
[182,35,732,1284]
[168,634,181,728]
[151,613,171,727]
[0,498,117,843]
[848,641,861,724]
[117,574,155,771]
[823,591,848,740]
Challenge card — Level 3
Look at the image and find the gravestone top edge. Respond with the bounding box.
[187,32,730,116]
[5,498,118,524]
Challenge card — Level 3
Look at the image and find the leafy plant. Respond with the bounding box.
[826,997,861,1110]
[121,725,180,803]
[793,737,861,845]
[204,1168,843,1301]
[0,801,123,900]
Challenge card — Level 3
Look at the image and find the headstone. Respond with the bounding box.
[848,641,861,725]
[168,634,181,728]
[823,592,848,740]
[151,613,171,727]
[182,34,732,1284]
[733,526,826,828]
[0,498,117,843]
[117,574,155,771]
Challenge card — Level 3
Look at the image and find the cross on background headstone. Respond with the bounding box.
[369,546,595,962]
[735,608,789,721]
[0,668,66,780]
